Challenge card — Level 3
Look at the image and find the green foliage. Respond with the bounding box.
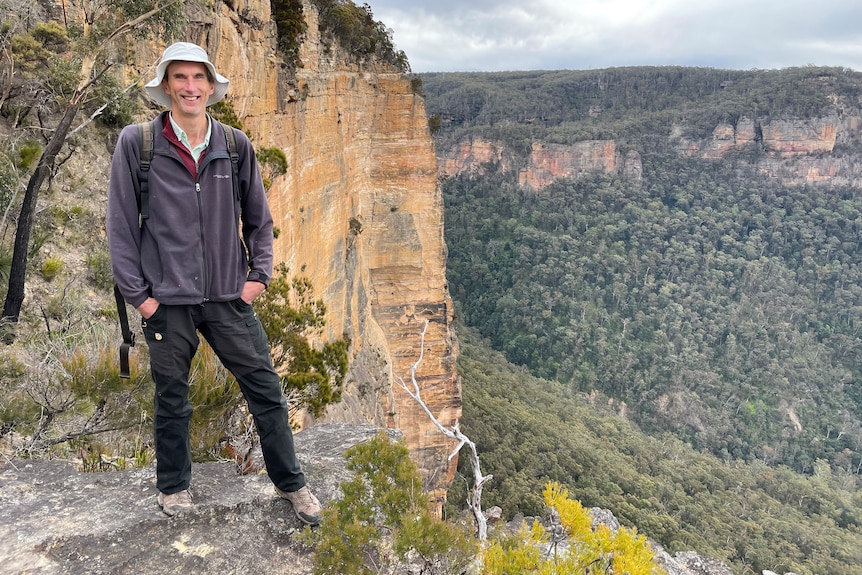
[410,75,424,96]
[9,21,79,101]
[420,66,856,147]
[0,151,17,215]
[308,432,476,575]
[441,152,862,478]
[254,264,348,418]
[311,0,409,71]
[85,250,115,291]
[15,142,42,171]
[209,100,244,131]
[272,0,306,70]
[450,329,862,575]
[76,0,185,49]
[0,352,36,431]
[483,482,665,575]
[91,74,135,128]
[10,339,153,452]
[428,113,442,135]
[9,21,69,75]
[46,57,81,101]
[39,257,63,281]
[431,68,862,485]
[256,146,288,190]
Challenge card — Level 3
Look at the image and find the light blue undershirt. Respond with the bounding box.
[169,113,211,166]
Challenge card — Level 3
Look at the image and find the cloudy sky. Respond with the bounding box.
[367,0,862,73]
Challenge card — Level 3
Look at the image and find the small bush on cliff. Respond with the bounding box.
[311,0,409,71]
[307,432,477,575]
[272,0,307,71]
[256,146,289,190]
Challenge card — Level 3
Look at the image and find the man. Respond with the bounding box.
[106,42,321,525]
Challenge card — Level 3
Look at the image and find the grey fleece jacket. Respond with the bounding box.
[107,113,273,309]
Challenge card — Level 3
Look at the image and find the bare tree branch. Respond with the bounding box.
[395,319,493,543]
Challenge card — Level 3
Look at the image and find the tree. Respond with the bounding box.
[1,0,184,324]
[483,482,666,575]
[253,263,348,418]
[308,432,476,575]
[396,320,493,542]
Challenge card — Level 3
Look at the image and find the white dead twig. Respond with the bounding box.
[395,320,493,542]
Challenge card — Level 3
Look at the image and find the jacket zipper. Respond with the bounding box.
[195,180,210,302]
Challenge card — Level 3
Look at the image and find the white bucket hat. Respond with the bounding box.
[144,42,229,108]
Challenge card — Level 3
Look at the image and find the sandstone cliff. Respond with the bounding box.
[437,112,861,190]
[677,114,862,186]
[118,0,459,504]
[439,135,642,189]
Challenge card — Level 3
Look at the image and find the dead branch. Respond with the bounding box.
[395,319,493,542]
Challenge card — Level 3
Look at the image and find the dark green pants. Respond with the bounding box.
[143,299,306,495]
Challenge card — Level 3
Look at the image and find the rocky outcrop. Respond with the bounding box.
[518,141,642,189]
[438,115,862,190]
[0,424,733,575]
[0,424,396,575]
[438,137,643,189]
[438,136,517,175]
[116,1,459,505]
[678,115,862,186]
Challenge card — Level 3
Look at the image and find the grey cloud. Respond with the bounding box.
[368,0,862,72]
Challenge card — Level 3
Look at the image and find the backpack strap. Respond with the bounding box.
[115,120,153,378]
[114,284,135,379]
[223,124,241,206]
[137,120,155,225]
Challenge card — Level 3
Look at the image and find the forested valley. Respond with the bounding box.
[423,66,862,574]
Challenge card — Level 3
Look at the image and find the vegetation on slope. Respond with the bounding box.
[443,158,862,475]
[422,66,862,160]
[451,328,862,575]
[273,0,408,71]
[428,66,862,574]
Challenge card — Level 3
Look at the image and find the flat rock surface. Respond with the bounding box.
[0,424,399,575]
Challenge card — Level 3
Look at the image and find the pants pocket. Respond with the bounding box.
[141,304,168,343]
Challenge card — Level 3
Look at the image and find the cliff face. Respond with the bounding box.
[439,136,642,189]
[123,1,459,503]
[438,114,861,190]
[678,115,862,187]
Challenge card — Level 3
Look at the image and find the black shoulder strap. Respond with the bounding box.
[114,120,153,378]
[223,124,241,203]
[114,284,135,379]
[137,120,155,224]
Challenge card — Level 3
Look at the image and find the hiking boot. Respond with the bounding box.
[157,489,193,516]
[276,485,321,525]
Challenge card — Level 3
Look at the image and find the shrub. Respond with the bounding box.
[16,141,42,171]
[86,251,114,291]
[272,0,307,70]
[209,100,243,130]
[483,482,667,575]
[40,257,63,281]
[255,264,348,418]
[308,432,477,575]
[257,146,288,190]
[92,74,136,128]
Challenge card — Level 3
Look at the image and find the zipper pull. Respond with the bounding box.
[196,182,201,193]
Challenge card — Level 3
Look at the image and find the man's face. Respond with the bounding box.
[161,61,214,118]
